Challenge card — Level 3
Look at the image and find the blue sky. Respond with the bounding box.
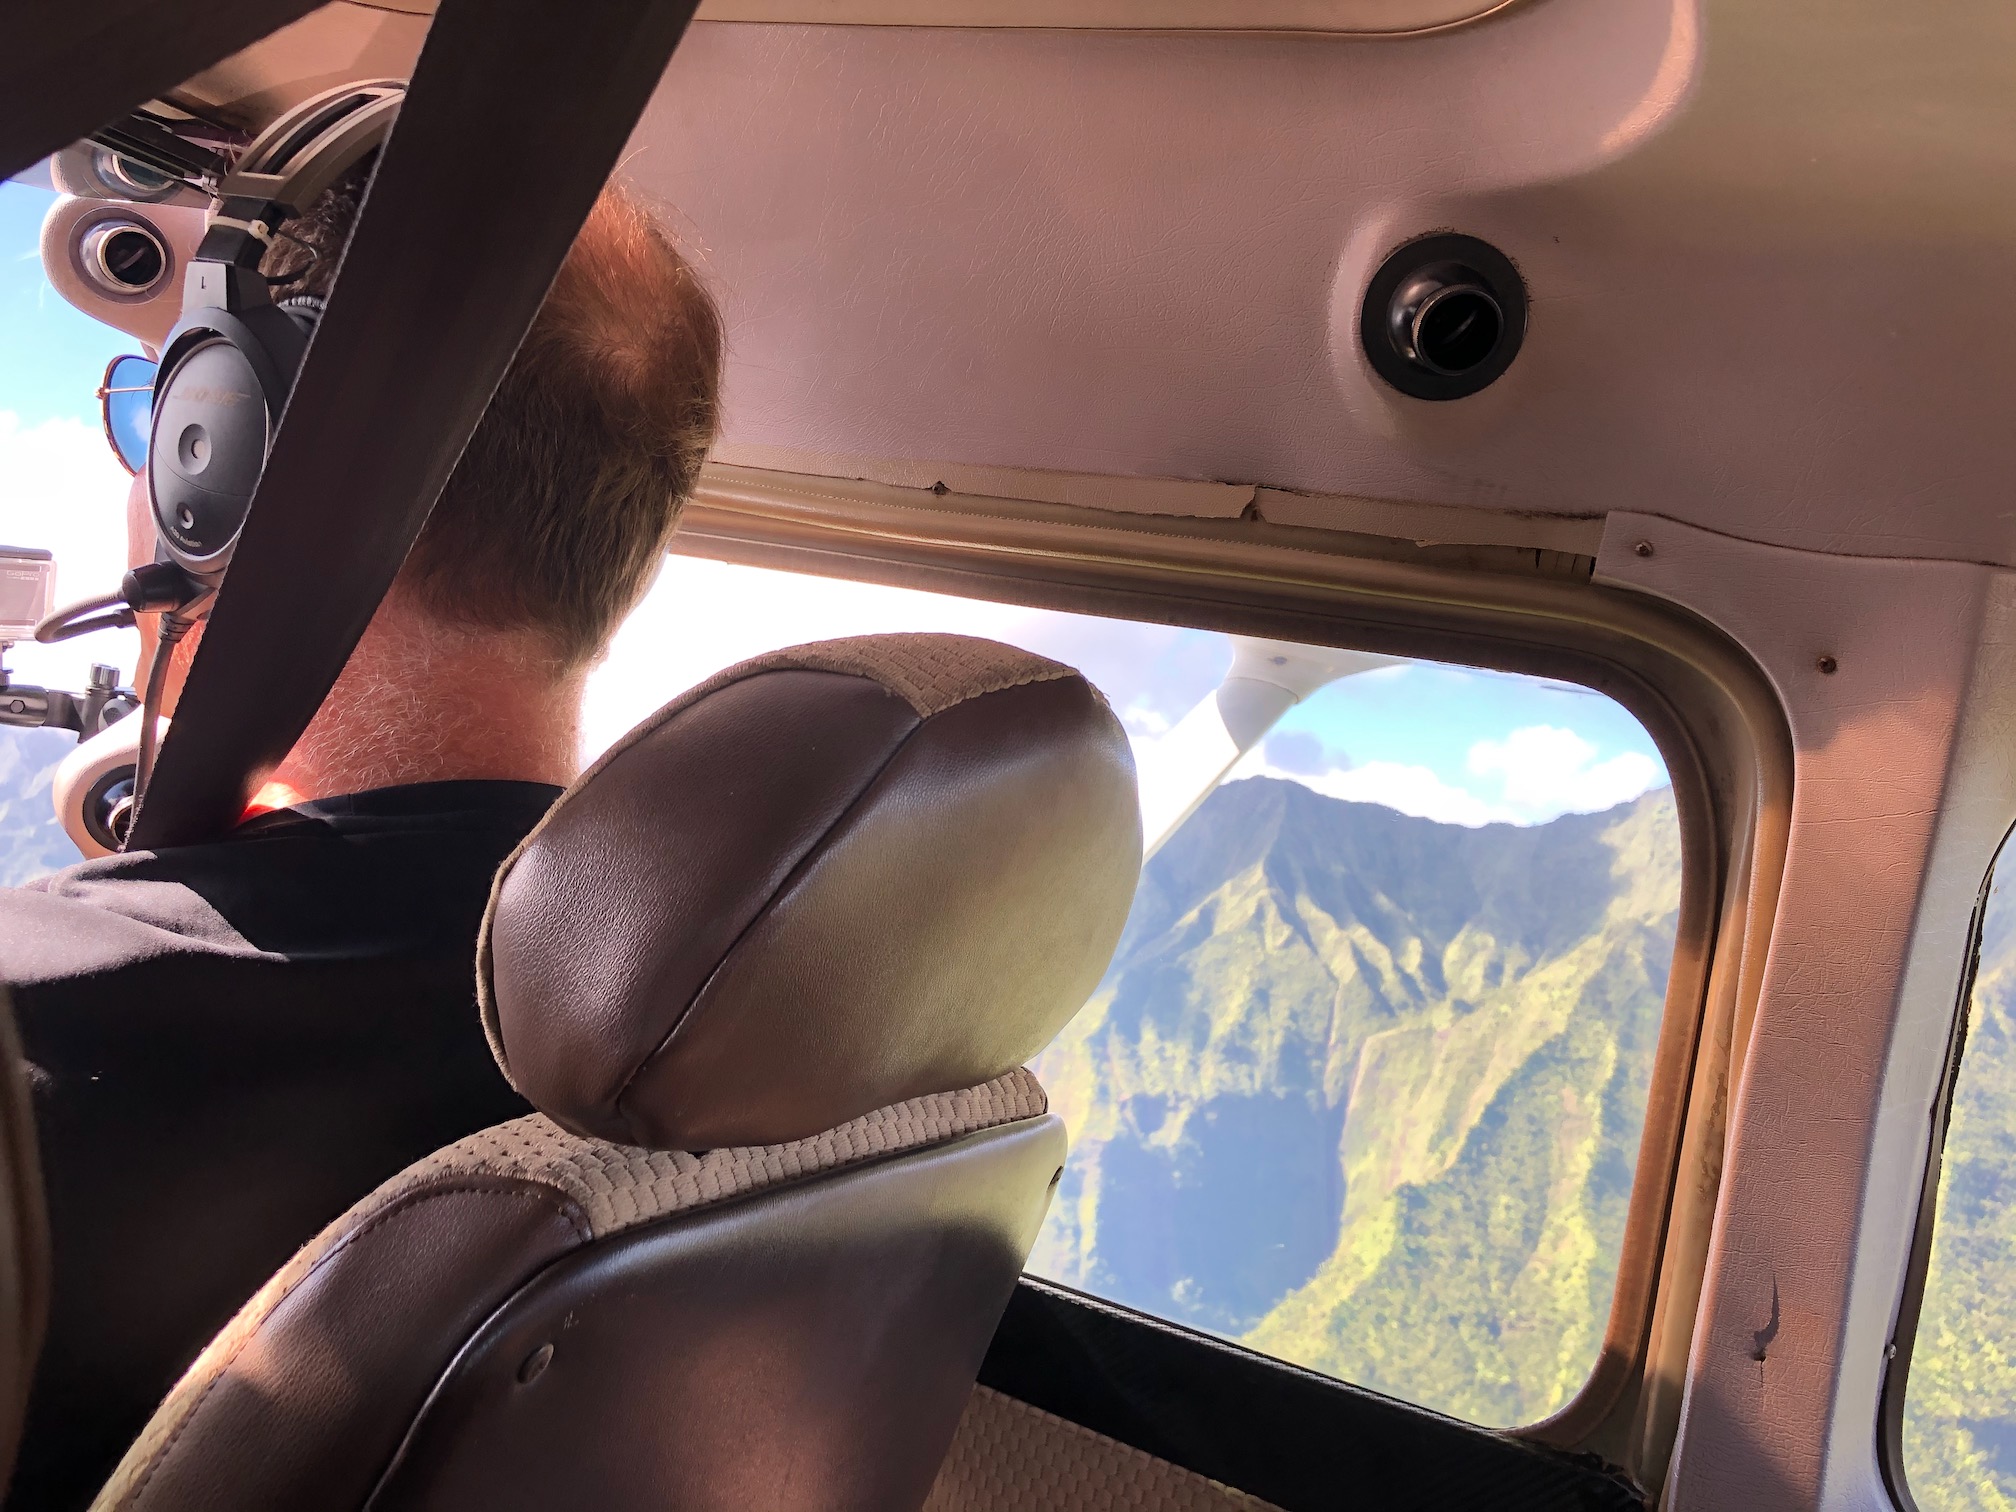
[2,177,1668,829]
[0,181,141,694]
[1,183,132,423]
[1252,655,1665,825]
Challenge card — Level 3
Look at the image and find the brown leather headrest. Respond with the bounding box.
[478,633,1142,1149]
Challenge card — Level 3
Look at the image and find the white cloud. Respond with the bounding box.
[1466,724,1662,818]
[1353,663,1412,683]
[0,410,139,691]
[1233,750,1511,827]
[1224,721,1665,827]
[1295,759,1513,827]
[1118,701,1171,739]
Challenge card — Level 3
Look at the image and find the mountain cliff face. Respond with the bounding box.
[1028,776,1681,1427]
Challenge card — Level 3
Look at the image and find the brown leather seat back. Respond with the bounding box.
[92,635,1140,1512]
[95,1077,1060,1512]
[374,1111,1062,1510]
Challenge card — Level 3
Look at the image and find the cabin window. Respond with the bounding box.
[587,553,1682,1430]
[0,178,142,883]
[1900,856,2016,1511]
[1017,648,1678,1429]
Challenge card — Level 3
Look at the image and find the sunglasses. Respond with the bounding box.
[96,353,158,475]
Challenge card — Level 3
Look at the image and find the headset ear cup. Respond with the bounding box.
[146,299,305,577]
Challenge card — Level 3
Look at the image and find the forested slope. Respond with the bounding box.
[1029,776,1681,1426]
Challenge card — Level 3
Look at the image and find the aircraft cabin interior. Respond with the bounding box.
[0,2,2011,1510]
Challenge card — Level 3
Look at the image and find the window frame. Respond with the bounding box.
[668,461,1794,1490]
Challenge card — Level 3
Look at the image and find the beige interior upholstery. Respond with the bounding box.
[926,1387,1283,1512]
[90,634,1141,1512]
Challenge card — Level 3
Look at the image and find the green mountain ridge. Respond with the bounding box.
[1029,775,1681,1427]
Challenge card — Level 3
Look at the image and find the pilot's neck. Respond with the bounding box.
[267,587,583,803]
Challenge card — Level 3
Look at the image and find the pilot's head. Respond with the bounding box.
[262,164,726,669]
[127,167,726,796]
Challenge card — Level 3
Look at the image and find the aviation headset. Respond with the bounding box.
[143,82,404,599]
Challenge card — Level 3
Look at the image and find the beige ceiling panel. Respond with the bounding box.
[164,4,429,129]
[610,2,2016,568]
[150,0,1520,143]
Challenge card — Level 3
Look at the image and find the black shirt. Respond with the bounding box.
[0,780,558,1511]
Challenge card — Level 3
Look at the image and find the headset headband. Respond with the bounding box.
[188,84,403,313]
[229,83,405,209]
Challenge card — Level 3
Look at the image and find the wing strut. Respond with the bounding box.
[130,0,704,848]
